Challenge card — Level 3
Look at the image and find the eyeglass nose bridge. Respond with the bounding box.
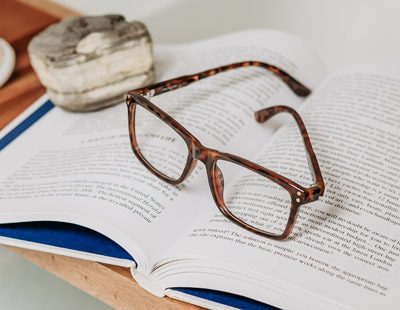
[191,143,207,161]
[191,142,216,165]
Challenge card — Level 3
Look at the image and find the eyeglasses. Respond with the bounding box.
[126,61,325,240]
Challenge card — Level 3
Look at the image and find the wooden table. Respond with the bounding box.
[0,1,198,308]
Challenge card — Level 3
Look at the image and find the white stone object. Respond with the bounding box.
[0,38,16,88]
[28,15,154,111]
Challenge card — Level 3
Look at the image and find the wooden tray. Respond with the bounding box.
[0,1,198,308]
[0,0,59,129]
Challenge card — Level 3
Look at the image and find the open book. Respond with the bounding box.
[1,29,400,310]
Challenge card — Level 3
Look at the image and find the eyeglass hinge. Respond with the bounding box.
[144,89,155,100]
[303,185,322,203]
[126,95,133,106]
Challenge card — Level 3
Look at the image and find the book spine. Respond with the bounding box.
[132,269,165,297]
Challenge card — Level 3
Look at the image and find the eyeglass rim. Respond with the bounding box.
[127,93,324,240]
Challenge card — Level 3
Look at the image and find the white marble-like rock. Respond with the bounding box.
[28,15,154,111]
[0,38,15,87]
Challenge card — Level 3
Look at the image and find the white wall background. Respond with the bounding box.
[2,0,399,308]
[57,0,400,70]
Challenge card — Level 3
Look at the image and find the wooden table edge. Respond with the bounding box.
[7,246,199,309]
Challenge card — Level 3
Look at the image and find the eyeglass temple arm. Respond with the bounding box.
[255,105,325,202]
[131,61,311,98]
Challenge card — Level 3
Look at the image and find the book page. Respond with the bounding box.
[0,30,325,270]
[155,65,400,309]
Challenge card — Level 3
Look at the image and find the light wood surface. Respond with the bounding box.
[0,1,199,308]
[7,246,198,309]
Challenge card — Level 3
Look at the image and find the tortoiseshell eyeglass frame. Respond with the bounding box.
[126,61,325,240]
